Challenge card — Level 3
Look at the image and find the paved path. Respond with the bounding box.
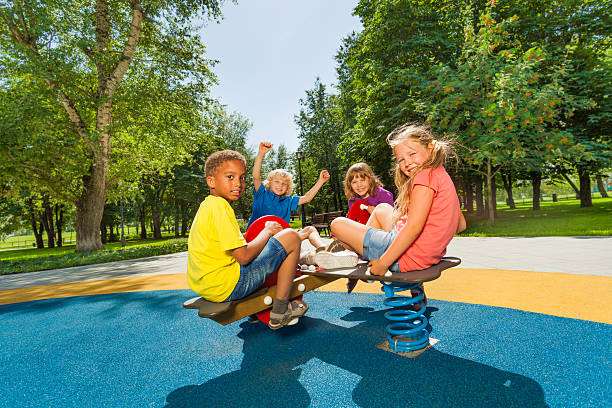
[0,252,188,290]
[447,236,612,276]
[1,236,610,291]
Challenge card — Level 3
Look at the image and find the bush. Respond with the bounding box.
[0,239,188,275]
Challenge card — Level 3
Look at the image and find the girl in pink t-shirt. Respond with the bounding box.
[328,123,466,303]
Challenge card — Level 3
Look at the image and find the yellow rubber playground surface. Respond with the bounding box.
[2,266,610,324]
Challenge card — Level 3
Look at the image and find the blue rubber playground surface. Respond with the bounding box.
[1,289,610,407]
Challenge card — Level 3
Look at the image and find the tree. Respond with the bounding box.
[418,5,581,222]
[555,0,612,207]
[295,78,345,213]
[0,0,222,251]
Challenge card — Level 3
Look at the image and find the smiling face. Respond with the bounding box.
[350,174,371,198]
[268,177,289,196]
[393,139,434,177]
[206,159,246,201]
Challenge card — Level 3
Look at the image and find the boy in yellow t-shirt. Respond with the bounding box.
[187,150,308,330]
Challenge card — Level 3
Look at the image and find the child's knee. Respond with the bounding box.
[330,217,345,232]
[375,203,393,212]
[277,228,300,250]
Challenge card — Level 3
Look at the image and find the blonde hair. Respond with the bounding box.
[343,162,383,200]
[204,150,246,177]
[386,123,455,224]
[263,169,294,196]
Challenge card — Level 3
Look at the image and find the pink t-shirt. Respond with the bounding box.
[394,166,460,271]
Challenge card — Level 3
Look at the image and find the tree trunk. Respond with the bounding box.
[486,160,495,225]
[100,222,108,244]
[109,222,116,242]
[465,174,474,213]
[28,200,45,249]
[152,209,162,239]
[501,172,516,209]
[180,203,189,237]
[174,201,180,238]
[596,175,609,198]
[33,220,45,248]
[474,174,484,216]
[41,196,56,248]
[55,204,64,247]
[578,168,593,208]
[333,169,344,213]
[531,171,542,211]
[561,172,580,199]
[140,206,147,239]
[75,159,107,251]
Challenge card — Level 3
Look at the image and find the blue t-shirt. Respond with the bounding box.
[247,185,301,228]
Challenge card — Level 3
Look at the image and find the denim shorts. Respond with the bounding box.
[224,236,287,301]
[362,227,401,272]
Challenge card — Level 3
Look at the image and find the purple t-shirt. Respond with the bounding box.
[347,186,394,209]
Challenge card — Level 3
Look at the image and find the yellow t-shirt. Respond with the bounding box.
[187,195,247,302]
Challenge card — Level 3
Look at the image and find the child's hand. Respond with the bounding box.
[258,142,273,156]
[319,170,330,183]
[367,259,389,276]
[264,220,282,236]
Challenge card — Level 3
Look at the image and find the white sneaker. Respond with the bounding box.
[299,248,317,265]
[314,250,359,269]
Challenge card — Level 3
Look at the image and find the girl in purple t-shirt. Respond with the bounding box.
[344,162,394,217]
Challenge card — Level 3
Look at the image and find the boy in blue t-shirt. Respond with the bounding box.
[247,142,329,246]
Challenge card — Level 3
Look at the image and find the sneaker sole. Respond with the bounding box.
[314,252,359,269]
[268,317,299,330]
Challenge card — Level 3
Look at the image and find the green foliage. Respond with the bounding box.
[418,5,581,174]
[295,78,346,212]
[329,0,611,217]
[0,0,224,250]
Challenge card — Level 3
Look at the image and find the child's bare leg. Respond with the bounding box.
[298,225,326,248]
[271,228,301,299]
[329,218,369,256]
[366,203,394,231]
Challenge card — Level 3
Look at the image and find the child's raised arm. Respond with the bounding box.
[232,220,282,265]
[368,185,434,275]
[253,142,273,191]
[298,170,330,205]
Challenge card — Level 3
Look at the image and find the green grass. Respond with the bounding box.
[0,238,187,276]
[460,197,612,236]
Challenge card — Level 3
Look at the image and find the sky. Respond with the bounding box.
[199,0,362,153]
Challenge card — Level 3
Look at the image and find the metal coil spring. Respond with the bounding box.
[381,281,428,352]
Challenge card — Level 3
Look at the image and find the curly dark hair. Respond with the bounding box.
[204,150,246,177]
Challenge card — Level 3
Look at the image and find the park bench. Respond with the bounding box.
[311,210,344,236]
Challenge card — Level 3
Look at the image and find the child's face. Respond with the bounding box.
[394,139,434,176]
[207,160,246,201]
[269,177,289,196]
[350,174,371,198]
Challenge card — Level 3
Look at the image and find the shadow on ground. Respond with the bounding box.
[166,306,548,408]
